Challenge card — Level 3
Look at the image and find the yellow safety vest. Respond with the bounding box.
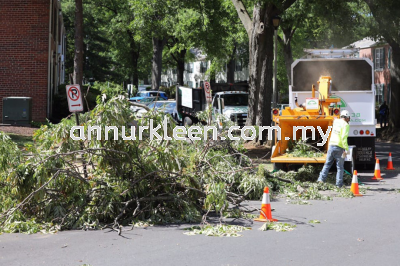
[329,118,349,152]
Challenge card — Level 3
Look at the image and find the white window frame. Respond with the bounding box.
[375,47,384,70]
[235,59,243,72]
[200,61,208,73]
[376,84,384,104]
[185,63,193,73]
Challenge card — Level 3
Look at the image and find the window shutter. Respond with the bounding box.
[373,49,376,70]
[383,47,386,69]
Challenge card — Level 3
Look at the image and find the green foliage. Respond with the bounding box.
[160,85,176,99]
[0,96,267,232]
[184,224,251,237]
[6,134,34,149]
[286,139,324,158]
[30,120,51,128]
[259,222,296,232]
[271,165,353,203]
[91,82,125,104]
[52,84,101,120]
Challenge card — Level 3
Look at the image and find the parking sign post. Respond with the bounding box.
[66,84,88,179]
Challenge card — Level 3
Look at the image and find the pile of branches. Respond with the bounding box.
[285,138,324,158]
[0,96,271,233]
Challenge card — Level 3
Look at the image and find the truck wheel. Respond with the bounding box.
[183,116,193,127]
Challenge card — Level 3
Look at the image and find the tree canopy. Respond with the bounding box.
[61,0,400,127]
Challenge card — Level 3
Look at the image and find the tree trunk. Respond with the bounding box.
[73,0,84,86]
[227,58,235,83]
[388,41,400,128]
[247,6,274,130]
[176,49,186,86]
[132,53,139,90]
[152,37,165,91]
[210,60,217,84]
[128,31,140,89]
[226,45,237,83]
[279,27,295,85]
[231,0,297,135]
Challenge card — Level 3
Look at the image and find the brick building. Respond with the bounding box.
[0,0,66,123]
[348,37,392,105]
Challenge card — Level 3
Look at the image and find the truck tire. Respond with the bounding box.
[183,116,193,127]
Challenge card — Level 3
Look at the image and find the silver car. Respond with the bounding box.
[136,101,174,118]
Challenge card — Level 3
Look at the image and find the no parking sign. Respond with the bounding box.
[66,84,84,112]
[204,81,212,104]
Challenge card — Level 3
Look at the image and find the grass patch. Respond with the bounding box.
[7,134,34,148]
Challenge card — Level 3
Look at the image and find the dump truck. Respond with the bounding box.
[175,82,249,126]
[271,51,376,173]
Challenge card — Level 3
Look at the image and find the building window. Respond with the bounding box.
[200,61,208,73]
[187,81,193,88]
[185,63,193,73]
[376,84,384,104]
[235,60,243,72]
[172,68,177,74]
[221,64,227,72]
[375,47,384,70]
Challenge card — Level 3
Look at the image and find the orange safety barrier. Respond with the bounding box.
[350,170,363,197]
[385,152,396,170]
[372,159,383,180]
[254,187,278,222]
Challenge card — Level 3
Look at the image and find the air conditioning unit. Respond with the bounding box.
[2,97,32,125]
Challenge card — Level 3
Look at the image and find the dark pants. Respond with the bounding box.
[380,115,387,128]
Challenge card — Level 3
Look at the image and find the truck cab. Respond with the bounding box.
[212,91,248,126]
[176,82,249,126]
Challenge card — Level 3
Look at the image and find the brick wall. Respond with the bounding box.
[0,0,50,122]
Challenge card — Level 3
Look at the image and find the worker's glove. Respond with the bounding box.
[342,151,347,159]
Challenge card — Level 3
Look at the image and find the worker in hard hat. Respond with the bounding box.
[317,110,350,188]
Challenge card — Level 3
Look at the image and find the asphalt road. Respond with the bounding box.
[1,141,400,266]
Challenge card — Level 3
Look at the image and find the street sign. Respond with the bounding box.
[66,84,84,112]
[204,81,212,104]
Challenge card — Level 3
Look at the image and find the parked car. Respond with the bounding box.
[135,101,172,118]
[130,91,168,102]
[159,101,176,116]
[129,97,157,113]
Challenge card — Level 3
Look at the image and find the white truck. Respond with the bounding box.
[286,50,376,171]
[175,82,249,126]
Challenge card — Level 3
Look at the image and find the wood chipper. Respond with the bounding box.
[271,53,376,173]
[271,76,342,170]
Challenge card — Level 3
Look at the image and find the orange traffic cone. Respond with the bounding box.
[254,187,278,222]
[385,152,396,170]
[350,170,363,197]
[372,159,383,180]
